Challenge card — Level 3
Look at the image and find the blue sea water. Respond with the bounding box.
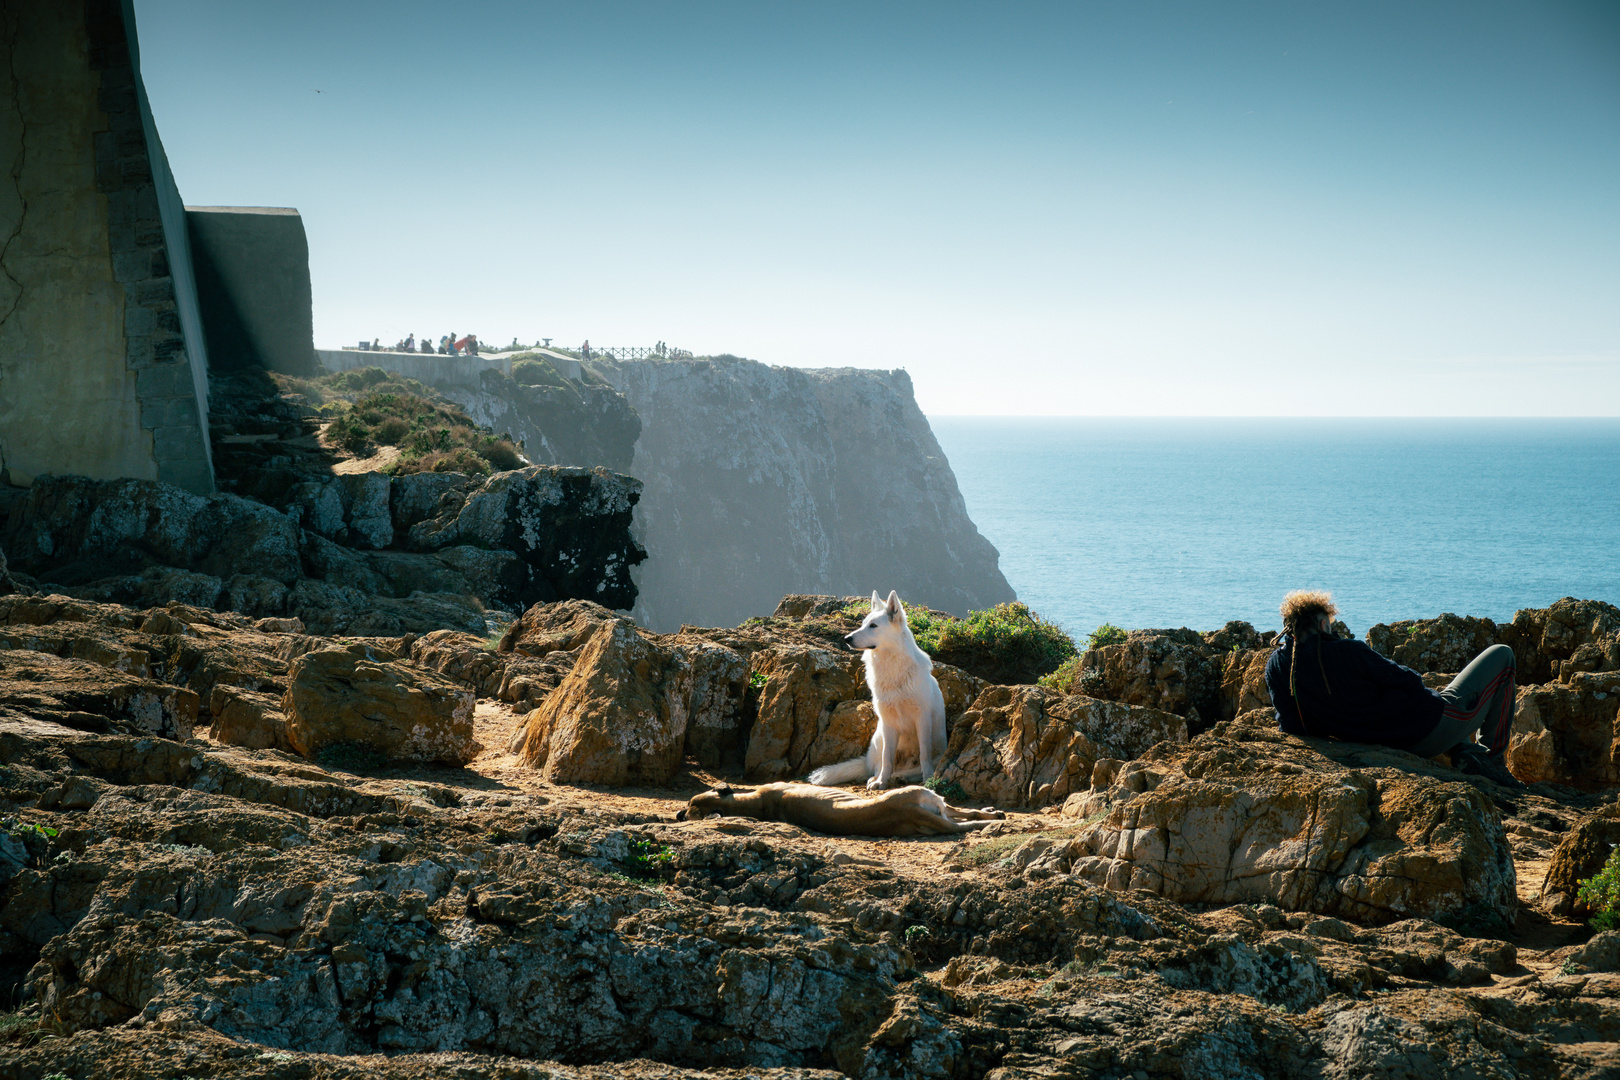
[929,417,1620,641]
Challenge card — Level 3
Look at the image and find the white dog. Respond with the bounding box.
[809,590,947,790]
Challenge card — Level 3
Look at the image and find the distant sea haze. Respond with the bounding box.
[930,417,1620,641]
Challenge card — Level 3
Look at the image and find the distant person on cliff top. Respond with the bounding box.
[403,334,415,352]
[455,334,477,355]
[420,335,433,353]
[581,339,590,361]
[447,333,460,356]
[1264,590,1520,785]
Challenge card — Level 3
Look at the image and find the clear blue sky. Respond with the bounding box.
[135,1,1619,415]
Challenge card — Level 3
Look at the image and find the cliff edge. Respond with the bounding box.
[591,355,1014,631]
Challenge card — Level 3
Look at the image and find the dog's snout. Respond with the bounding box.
[675,808,688,821]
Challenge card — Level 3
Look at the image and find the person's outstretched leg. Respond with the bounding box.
[1408,644,1517,758]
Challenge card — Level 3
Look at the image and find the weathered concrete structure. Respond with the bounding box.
[0,0,215,493]
[188,206,318,376]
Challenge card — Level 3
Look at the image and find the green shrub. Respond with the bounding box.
[929,602,1078,685]
[512,356,570,388]
[479,437,524,471]
[1578,847,1620,932]
[924,775,969,803]
[1087,623,1128,650]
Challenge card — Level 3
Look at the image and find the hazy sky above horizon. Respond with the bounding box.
[135,1,1618,416]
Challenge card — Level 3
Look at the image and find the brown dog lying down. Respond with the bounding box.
[676,782,1005,837]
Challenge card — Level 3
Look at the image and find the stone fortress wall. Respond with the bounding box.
[0,0,212,492]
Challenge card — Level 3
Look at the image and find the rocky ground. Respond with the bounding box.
[2,592,1619,1079]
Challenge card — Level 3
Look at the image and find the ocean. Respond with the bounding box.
[929,417,1620,642]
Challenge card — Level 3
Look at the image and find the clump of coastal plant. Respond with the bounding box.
[274,367,525,476]
[1579,848,1620,932]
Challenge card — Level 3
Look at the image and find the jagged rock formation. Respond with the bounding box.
[590,356,1014,631]
[3,591,1619,1079]
[0,466,643,635]
[450,368,641,472]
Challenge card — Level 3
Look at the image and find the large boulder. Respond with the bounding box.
[403,466,645,611]
[282,647,477,765]
[1540,804,1620,916]
[937,686,1188,808]
[1365,613,1502,674]
[1506,672,1620,789]
[743,645,865,780]
[1031,717,1517,929]
[668,636,751,770]
[499,598,628,657]
[1079,629,1226,729]
[207,685,291,752]
[514,621,688,785]
[1499,597,1620,685]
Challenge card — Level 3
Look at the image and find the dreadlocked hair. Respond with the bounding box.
[1278,590,1338,720]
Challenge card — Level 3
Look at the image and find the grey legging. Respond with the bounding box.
[1408,643,1517,758]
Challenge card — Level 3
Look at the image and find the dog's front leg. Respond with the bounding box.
[868,721,896,790]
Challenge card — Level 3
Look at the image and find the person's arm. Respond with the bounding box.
[1349,641,1428,693]
[1265,648,1307,735]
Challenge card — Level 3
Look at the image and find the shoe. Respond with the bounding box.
[1450,744,1525,789]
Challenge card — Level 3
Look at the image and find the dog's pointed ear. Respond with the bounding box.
[870,590,883,610]
[886,590,902,618]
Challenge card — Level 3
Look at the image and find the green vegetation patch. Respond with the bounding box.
[274,368,525,476]
[624,837,676,882]
[928,603,1078,686]
[923,775,969,803]
[1087,623,1128,650]
[1579,847,1620,932]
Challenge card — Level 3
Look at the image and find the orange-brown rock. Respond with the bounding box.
[1499,597,1620,684]
[1031,716,1517,928]
[937,686,1188,808]
[743,645,864,780]
[1540,803,1620,916]
[498,598,627,657]
[0,648,197,739]
[514,621,688,785]
[1506,671,1620,789]
[207,685,290,752]
[411,629,506,696]
[1365,613,1502,674]
[282,647,477,764]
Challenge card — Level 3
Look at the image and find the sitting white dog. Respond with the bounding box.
[809,590,947,790]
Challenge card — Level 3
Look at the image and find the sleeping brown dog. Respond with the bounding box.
[676,781,1004,837]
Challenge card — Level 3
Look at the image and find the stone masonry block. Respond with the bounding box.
[138,396,201,431]
[135,363,194,398]
[152,425,207,460]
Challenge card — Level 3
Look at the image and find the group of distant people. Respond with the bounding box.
[376,333,480,356]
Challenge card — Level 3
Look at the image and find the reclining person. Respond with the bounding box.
[1264,590,1518,784]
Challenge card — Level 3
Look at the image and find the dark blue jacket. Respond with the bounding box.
[1264,633,1443,751]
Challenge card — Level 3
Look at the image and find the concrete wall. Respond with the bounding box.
[316,348,513,392]
[188,206,318,376]
[0,0,214,493]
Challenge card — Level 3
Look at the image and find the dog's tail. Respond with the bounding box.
[807,756,870,786]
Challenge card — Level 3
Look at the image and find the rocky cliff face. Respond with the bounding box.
[591,356,1014,631]
[447,369,640,473]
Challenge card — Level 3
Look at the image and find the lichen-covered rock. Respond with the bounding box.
[499,598,629,657]
[666,637,751,770]
[1365,613,1502,674]
[207,685,290,752]
[1024,717,1517,929]
[282,647,477,765]
[514,621,688,785]
[936,686,1188,808]
[1506,671,1620,789]
[2,474,303,587]
[411,629,507,696]
[744,646,864,780]
[1499,596,1620,684]
[1080,629,1224,729]
[404,466,645,611]
[0,649,198,739]
[1540,804,1620,916]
